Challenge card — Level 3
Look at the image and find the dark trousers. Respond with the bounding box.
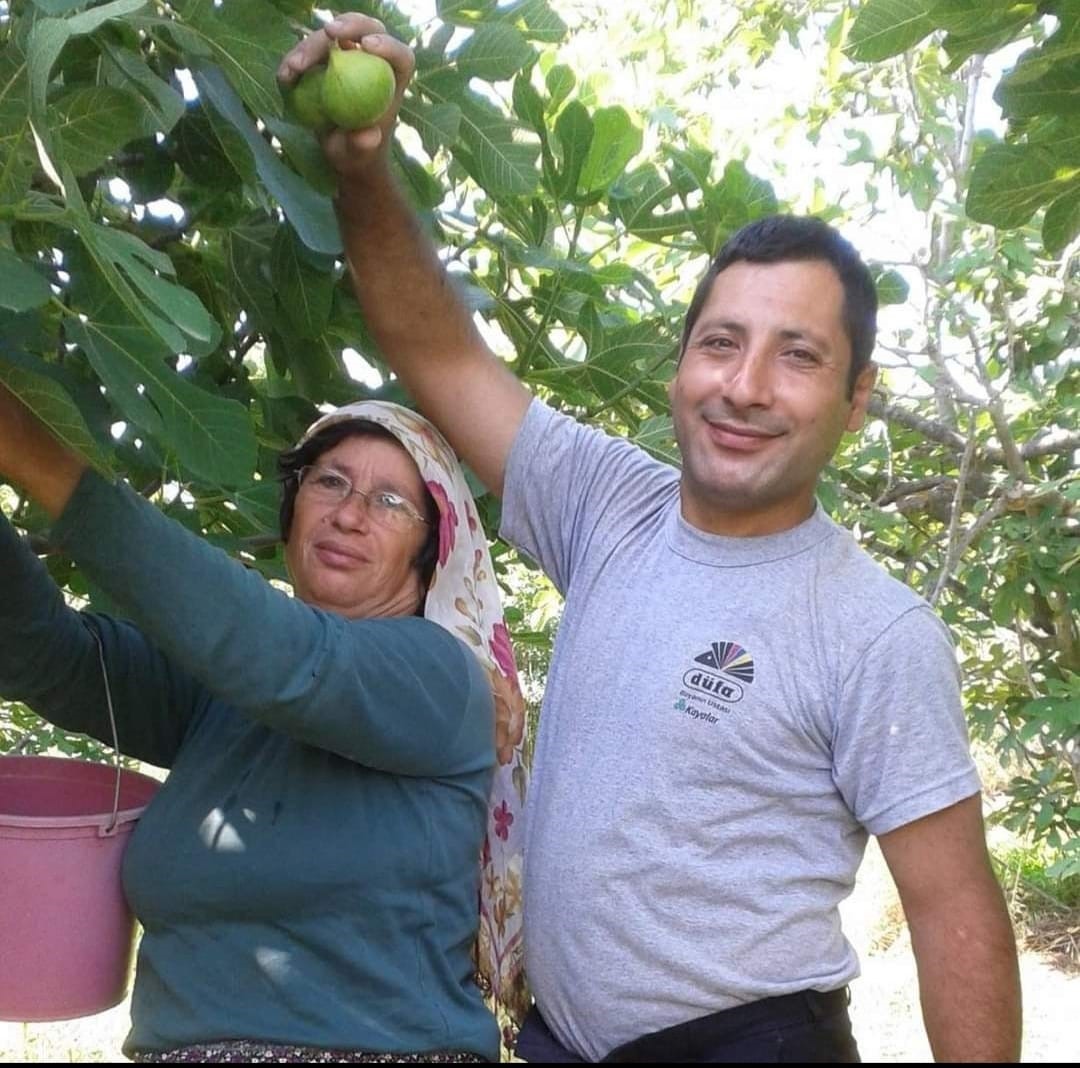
[515,987,860,1063]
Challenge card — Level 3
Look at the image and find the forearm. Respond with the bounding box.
[336,165,485,395]
[281,17,530,492]
[334,164,529,493]
[908,886,1022,1061]
[52,469,329,715]
[0,507,93,703]
[0,510,193,765]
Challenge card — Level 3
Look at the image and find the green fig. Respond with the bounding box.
[286,66,331,132]
[321,45,396,131]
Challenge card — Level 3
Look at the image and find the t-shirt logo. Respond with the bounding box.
[683,641,755,702]
[673,642,755,723]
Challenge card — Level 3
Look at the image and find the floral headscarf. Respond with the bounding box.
[301,401,529,1039]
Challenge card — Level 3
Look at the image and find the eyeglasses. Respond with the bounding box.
[297,465,429,533]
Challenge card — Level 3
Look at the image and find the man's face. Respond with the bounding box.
[670,259,876,537]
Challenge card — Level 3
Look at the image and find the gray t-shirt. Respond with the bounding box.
[501,400,980,1061]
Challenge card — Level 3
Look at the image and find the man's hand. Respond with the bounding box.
[277,14,415,182]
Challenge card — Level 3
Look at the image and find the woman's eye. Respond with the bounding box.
[375,492,408,512]
[316,473,348,490]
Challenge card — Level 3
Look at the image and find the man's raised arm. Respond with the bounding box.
[278,13,531,497]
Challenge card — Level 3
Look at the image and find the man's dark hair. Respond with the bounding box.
[679,215,878,395]
[277,419,440,607]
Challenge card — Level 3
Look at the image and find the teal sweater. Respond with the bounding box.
[0,472,498,1059]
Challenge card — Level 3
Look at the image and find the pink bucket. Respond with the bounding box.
[0,754,160,1021]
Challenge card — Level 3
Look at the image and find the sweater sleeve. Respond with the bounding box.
[49,471,494,778]
[0,509,202,768]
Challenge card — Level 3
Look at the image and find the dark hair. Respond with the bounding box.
[277,419,440,607]
[679,215,878,395]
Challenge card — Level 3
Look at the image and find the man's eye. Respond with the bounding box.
[315,473,348,490]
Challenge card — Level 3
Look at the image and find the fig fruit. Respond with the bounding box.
[321,45,396,131]
[286,67,331,132]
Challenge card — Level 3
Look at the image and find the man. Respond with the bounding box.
[280,15,1022,1062]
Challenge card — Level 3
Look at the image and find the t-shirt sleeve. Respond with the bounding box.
[831,605,981,836]
[500,398,678,595]
[50,471,494,779]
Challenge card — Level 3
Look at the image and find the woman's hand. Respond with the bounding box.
[0,383,87,519]
[496,695,525,767]
[277,13,416,184]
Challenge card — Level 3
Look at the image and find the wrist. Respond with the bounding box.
[334,163,396,218]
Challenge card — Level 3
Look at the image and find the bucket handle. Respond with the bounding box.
[88,626,123,838]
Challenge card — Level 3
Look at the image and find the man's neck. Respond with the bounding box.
[677,486,817,538]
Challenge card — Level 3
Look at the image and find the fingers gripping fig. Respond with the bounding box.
[278,15,414,154]
[285,44,396,133]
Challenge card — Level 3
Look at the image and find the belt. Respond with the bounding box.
[602,987,852,1062]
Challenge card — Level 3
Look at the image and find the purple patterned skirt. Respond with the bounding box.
[131,1042,489,1063]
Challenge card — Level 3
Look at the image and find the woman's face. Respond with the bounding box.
[285,434,431,619]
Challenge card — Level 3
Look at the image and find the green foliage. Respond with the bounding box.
[847,0,1080,251]
[995,840,1080,904]
[832,0,1079,875]
[0,698,115,764]
[0,0,1076,880]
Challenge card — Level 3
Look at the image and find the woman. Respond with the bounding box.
[0,387,527,1062]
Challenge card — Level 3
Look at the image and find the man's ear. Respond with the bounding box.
[846,362,878,433]
[668,364,681,407]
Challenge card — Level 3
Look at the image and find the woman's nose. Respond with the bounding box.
[329,490,372,530]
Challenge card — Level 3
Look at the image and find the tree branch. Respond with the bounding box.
[516,207,584,378]
[951,494,1010,567]
[867,397,966,451]
[584,345,679,420]
[967,326,1028,478]
[876,475,950,507]
[931,430,978,605]
[1014,431,1080,462]
[869,400,1079,467]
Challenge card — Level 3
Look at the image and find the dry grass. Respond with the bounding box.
[1024,912,1080,971]
[1007,878,1080,974]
